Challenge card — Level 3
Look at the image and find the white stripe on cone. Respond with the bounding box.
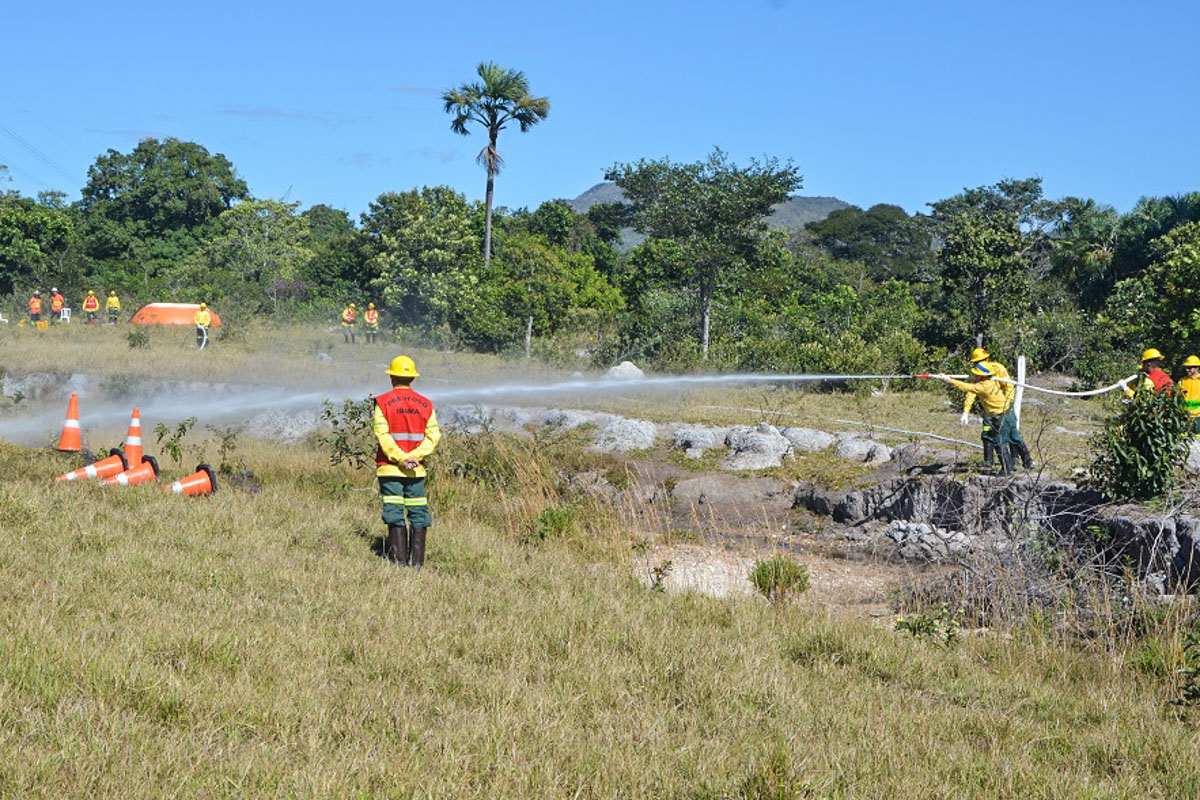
[116,473,129,486]
[63,420,80,429]
[84,464,97,478]
[125,436,142,445]
[171,481,183,494]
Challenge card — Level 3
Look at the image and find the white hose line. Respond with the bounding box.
[697,405,985,450]
[992,374,1136,398]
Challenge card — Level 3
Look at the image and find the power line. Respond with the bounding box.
[0,118,80,186]
[0,150,51,189]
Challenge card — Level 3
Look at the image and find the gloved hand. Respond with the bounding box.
[959,412,971,426]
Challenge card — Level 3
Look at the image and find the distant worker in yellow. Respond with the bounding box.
[105,290,121,324]
[961,347,1012,467]
[194,302,212,349]
[373,355,441,570]
[341,302,357,343]
[364,303,380,344]
[49,287,65,324]
[82,290,100,324]
[28,290,42,324]
[1180,355,1200,434]
[1124,348,1174,397]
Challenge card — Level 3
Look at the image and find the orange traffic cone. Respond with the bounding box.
[104,455,158,486]
[122,407,143,467]
[56,448,127,482]
[56,393,82,452]
[169,464,217,496]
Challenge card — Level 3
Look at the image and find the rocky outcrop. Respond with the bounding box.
[592,417,657,452]
[795,474,1200,588]
[721,424,792,470]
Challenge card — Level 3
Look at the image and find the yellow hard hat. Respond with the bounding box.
[1184,355,1200,368]
[87,290,94,295]
[970,364,992,377]
[349,302,356,308]
[1141,348,1164,362]
[970,347,988,362]
[385,355,419,378]
[368,303,375,309]
[199,302,207,308]
[109,290,116,296]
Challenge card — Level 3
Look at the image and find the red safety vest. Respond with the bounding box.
[342,307,356,324]
[51,294,64,312]
[29,297,42,314]
[83,295,99,311]
[1146,368,1174,394]
[365,309,378,326]
[374,386,434,465]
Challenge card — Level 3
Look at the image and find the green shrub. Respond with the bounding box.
[749,555,810,604]
[126,328,150,349]
[895,603,960,647]
[1088,388,1193,500]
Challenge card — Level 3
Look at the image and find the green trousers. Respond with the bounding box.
[983,408,1027,449]
[378,476,431,528]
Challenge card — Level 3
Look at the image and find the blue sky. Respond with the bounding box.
[3,0,1198,218]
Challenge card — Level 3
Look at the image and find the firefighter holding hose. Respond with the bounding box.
[934,363,1033,475]
[373,355,441,570]
[194,302,212,349]
[959,347,1015,467]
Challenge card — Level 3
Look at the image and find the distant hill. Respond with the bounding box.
[568,182,852,237]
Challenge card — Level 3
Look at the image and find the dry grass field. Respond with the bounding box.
[2,324,1198,798]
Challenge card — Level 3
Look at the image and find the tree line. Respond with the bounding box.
[2,56,1197,382]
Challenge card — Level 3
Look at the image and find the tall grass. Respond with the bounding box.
[2,438,1199,798]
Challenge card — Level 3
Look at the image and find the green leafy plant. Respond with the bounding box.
[126,328,150,349]
[520,503,577,546]
[1089,388,1193,500]
[1171,629,1200,720]
[314,398,375,469]
[895,603,960,647]
[749,555,810,604]
[648,560,673,593]
[206,424,244,474]
[154,417,197,466]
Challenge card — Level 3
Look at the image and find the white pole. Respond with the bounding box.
[1015,355,1026,428]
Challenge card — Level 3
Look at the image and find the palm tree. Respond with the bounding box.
[443,63,550,268]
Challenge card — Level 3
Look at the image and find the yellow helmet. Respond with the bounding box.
[368,303,375,309]
[1141,348,1164,362]
[199,302,207,308]
[109,290,116,296]
[385,355,419,378]
[87,290,94,295]
[969,347,988,362]
[349,302,356,308]
[1184,355,1200,368]
[970,364,992,377]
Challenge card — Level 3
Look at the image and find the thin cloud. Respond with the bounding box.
[410,146,460,164]
[218,105,369,125]
[339,151,393,169]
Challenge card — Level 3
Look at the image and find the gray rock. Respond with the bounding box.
[606,361,645,380]
[442,405,493,433]
[315,352,332,362]
[543,409,596,430]
[780,426,836,452]
[592,417,657,452]
[1187,440,1200,476]
[834,436,893,465]
[672,425,729,458]
[721,424,791,470]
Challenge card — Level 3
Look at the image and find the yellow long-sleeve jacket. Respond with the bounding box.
[373,405,441,478]
[947,377,1009,417]
[1180,376,1200,419]
[194,310,212,328]
[963,360,1014,414]
[106,295,121,311]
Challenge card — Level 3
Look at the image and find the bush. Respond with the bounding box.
[126,328,150,349]
[1089,388,1194,500]
[749,555,809,604]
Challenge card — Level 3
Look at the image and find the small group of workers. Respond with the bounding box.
[932,347,1034,476]
[1121,348,1200,432]
[341,302,381,344]
[27,289,121,325]
[373,354,440,570]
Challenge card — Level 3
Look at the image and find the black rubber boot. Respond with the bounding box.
[410,527,427,572]
[1013,442,1035,469]
[386,524,409,565]
[982,441,995,467]
[998,444,1014,476]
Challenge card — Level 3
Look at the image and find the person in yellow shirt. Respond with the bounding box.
[961,347,1016,466]
[373,355,441,569]
[364,302,380,344]
[1180,355,1200,434]
[936,364,1032,475]
[105,291,121,324]
[194,302,212,349]
[341,303,357,344]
